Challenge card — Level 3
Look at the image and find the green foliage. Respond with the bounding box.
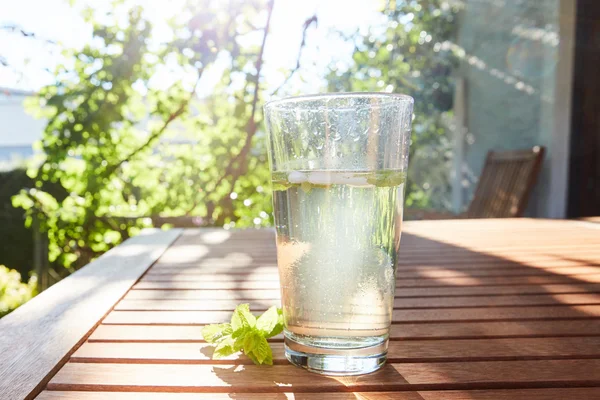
[328,0,459,210]
[0,265,37,317]
[202,304,283,365]
[255,304,284,337]
[0,168,67,277]
[13,0,276,272]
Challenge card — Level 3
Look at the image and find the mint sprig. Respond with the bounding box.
[201,304,284,365]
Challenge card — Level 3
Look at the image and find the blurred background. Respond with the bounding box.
[1,0,598,315]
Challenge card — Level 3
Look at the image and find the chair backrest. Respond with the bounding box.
[466,146,545,218]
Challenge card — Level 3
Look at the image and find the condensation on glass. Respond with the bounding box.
[264,93,413,375]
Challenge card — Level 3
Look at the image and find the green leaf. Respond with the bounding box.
[201,323,232,343]
[212,336,236,359]
[271,181,291,192]
[300,181,312,193]
[256,306,284,338]
[243,330,259,354]
[231,303,256,332]
[245,350,260,365]
[253,335,273,365]
[366,170,407,187]
[233,331,246,351]
[201,305,282,366]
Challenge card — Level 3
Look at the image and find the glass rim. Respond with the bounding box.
[264,92,414,110]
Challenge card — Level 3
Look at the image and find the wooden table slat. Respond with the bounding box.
[148,257,600,272]
[37,388,600,400]
[89,319,600,342]
[72,336,600,364]
[47,360,600,392]
[139,266,600,282]
[133,274,600,290]
[114,292,600,311]
[102,304,600,325]
[124,284,600,300]
[36,388,600,400]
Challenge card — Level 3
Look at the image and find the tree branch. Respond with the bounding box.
[186,0,276,217]
[102,68,204,179]
[0,24,57,45]
[84,69,204,239]
[271,14,317,96]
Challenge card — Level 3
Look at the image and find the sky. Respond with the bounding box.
[0,0,386,96]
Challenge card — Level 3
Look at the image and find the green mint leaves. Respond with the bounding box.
[201,304,284,365]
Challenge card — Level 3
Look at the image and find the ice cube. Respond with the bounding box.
[288,171,307,183]
[307,171,333,185]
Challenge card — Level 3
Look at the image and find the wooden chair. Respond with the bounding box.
[408,146,545,219]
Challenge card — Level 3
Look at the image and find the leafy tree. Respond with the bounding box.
[13,0,290,271]
[0,265,37,318]
[0,169,66,278]
[328,0,459,210]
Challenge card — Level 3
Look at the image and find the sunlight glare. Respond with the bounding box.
[201,230,232,244]
[159,244,209,263]
[419,267,481,286]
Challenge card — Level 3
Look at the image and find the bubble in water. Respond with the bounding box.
[274,171,403,338]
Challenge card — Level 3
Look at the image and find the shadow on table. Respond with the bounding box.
[153,226,600,325]
[398,229,600,308]
[210,363,426,400]
[206,222,600,394]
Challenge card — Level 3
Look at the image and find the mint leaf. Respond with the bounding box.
[253,335,273,365]
[213,336,236,359]
[203,304,282,366]
[231,303,256,332]
[243,330,260,354]
[263,349,273,365]
[366,170,407,187]
[245,351,260,365]
[233,331,246,351]
[201,323,232,343]
[300,181,312,193]
[256,306,284,338]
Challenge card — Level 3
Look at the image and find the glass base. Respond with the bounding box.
[284,331,388,376]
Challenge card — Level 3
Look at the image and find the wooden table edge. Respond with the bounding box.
[0,228,183,400]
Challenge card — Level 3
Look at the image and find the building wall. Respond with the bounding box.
[0,89,46,167]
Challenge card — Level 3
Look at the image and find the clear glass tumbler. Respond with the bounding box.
[264,93,413,375]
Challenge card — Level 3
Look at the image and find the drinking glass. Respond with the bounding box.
[264,93,413,375]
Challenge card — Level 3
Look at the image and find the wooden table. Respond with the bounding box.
[581,216,600,224]
[2,219,600,399]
